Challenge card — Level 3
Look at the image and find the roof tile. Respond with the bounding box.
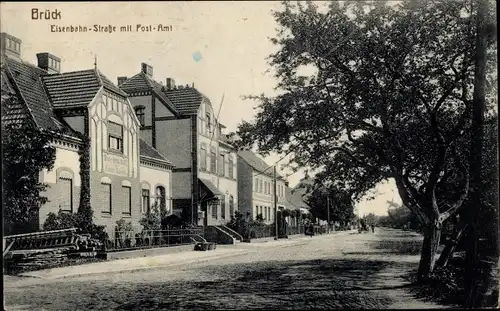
[237,150,284,179]
[139,138,173,166]
[2,56,77,136]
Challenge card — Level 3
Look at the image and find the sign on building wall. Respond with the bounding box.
[103,152,129,177]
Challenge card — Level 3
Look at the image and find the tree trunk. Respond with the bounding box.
[465,0,490,307]
[417,220,442,282]
[436,223,467,268]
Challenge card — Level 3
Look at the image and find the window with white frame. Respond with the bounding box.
[108,121,123,152]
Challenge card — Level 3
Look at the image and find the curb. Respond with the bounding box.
[18,249,250,280]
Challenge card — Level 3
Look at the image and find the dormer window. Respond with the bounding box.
[108,121,123,152]
[135,105,145,126]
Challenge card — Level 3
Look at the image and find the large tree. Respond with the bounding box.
[236,0,496,281]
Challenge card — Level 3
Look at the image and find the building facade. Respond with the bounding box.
[237,150,288,224]
[1,33,174,237]
[119,64,238,226]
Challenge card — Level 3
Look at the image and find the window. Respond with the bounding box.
[212,202,218,219]
[156,186,166,213]
[254,178,258,192]
[210,148,216,173]
[102,183,112,214]
[229,195,234,218]
[228,155,234,179]
[206,113,211,134]
[58,177,73,212]
[221,195,226,219]
[200,145,207,170]
[135,106,145,126]
[268,207,271,220]
[219,153,225,176]
[258,179,263,193]
[122,186,132,215]
[142,189,150,213]
[108,121,123,152]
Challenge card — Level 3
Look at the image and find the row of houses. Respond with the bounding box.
[1,32,310,238]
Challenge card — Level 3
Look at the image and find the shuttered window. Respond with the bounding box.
[102,183,112,214]
[59,178,73,212]
[122,186,132,215]
[108,121,123,152]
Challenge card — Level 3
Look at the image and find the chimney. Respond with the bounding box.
[117,76,128,86]
[1,33,22,59]
[36,52,61,74]
[166,78,175,90]
[141,63,153,77]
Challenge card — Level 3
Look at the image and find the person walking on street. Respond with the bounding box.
[371,224,375,233]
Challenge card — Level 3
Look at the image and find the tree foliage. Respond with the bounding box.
[236,0,497,280]
[2,102,57,234]
[303,183,355,225]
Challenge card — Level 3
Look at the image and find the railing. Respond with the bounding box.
[4,228,79,257]
[108,228,204,251]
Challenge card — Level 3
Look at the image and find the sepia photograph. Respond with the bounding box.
[1,1,498,310]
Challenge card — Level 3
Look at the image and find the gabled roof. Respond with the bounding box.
[42,68,127,108]
[119,72,179,115]
[119,72,210,116]
[1,55,77,136]
[139,138,174,167]
[1,67,29,126]
[163,87,205,115]
[237,150,285,179]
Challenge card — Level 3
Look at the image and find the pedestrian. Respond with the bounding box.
[371,224,375,233]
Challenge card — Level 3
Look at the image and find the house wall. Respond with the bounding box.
[39,142,81,228]
[88,90,142,237]
[196,99,238,226]
[251,171,276,224]
[63,116,85,134]
[155,98,174,118]
[155,118,192,168]
[237,160,254,219]
[171,171,192,200]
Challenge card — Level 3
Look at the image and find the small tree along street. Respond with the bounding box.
[235,0,497,285]
[2,94,57,235]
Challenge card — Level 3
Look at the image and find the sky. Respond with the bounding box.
[1,1,401,216]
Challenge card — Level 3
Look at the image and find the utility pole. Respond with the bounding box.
[274,165,278,239]
[327,196,330,234]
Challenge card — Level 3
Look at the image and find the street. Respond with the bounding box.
[4,228,447,310]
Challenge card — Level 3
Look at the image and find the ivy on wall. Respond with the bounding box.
[75,134,92,233]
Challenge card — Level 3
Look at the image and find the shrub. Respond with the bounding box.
[409,264,465,306]
[43,211,77,231]
[43,210,109,243]
[115,218,134,248]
